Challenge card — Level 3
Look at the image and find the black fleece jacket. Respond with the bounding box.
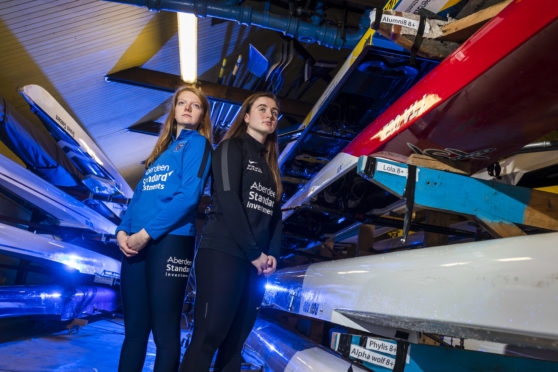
[200,133,282,261]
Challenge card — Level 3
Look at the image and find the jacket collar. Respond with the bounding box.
[172,129,195,142]
[241,132,266,153]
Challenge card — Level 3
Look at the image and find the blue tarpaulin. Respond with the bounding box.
[0,96,82,187]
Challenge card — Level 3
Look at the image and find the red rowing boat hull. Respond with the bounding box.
[344,0,558,174]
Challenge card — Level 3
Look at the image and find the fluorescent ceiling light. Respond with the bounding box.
[178,12,197,83]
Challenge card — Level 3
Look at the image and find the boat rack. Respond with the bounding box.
[263,0,558,370]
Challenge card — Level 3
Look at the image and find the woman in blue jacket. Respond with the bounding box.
[180,92,282,372]
[116,85,212,372]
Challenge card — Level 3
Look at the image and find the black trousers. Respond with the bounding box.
[179,248,265,372]
[119,234,195,372]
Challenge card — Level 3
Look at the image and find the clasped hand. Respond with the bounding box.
[117,229,151,257]
[118,231,277,277]
[251,252,277,277]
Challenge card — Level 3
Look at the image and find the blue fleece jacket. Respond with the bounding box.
[116,129,211,240]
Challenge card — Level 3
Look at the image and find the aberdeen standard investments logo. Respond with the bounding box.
[166,256,192,278]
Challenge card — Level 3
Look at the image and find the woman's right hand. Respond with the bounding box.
[263,255,277,278]
[251,252,269,275]
[117,230,137,258]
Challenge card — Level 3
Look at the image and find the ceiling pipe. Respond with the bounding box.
[105,0,367,49]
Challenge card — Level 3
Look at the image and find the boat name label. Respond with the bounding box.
[350,344,396,370]
[55,114,75,138]
[376,161,410,179]
[366,337,398,355]
[370,10,431,33]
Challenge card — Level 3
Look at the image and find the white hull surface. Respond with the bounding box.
[473,149,558,186]
[264,232,558,350]
[282,152,358,219]
[0,153,116,235]
[19,84,132,198]
[0,222,120,277]
[0,285,117,319]
[244,318,368,372]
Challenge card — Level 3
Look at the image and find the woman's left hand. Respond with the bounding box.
[127,228,151,252]
[263,255,277,277]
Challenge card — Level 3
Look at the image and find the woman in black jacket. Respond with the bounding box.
[180,92,282,372]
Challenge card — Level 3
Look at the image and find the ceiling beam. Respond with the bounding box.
[128,120,162,135]
[105,67,311,119]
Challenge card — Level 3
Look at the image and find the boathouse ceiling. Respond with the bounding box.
[1,0,557,259]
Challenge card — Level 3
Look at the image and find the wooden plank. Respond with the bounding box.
[524,189,558,231]
[357,223,375,253]
[424,210,450,247]
[372,1,512,58]
[440,0,513,42]
[477,218,526,238]
[375,23,459,60]
[407,154,469,175]
[366,157,558,233]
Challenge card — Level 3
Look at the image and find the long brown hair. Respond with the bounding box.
[145,85,212,169]
[223,92,283,200]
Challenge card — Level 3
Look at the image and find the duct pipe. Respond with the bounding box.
[105,0,366,49]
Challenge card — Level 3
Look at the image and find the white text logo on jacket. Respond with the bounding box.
[246,181,275,216]
[143,164,174,191]
[247,159,262,173]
